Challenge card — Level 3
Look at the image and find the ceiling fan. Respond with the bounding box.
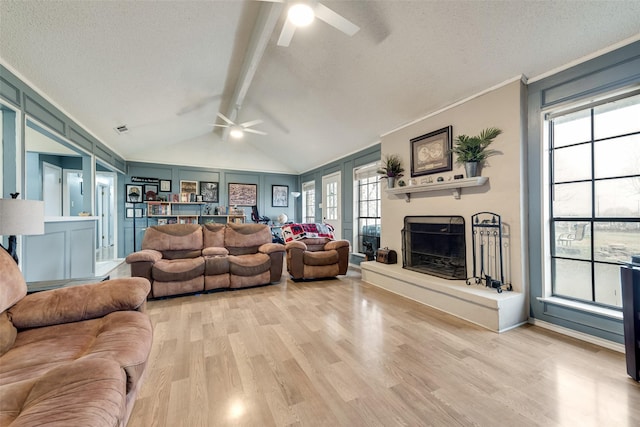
[210,113,267,139]
[258,0,360,47]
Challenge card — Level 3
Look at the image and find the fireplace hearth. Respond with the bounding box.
[402,216,466,280]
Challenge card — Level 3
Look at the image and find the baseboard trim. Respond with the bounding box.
[529,318,625,353]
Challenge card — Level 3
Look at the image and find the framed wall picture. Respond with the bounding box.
[410,126,453,177]
[126,207,144,218]
[228,183,257,206]
[199,181,219,203]
[125,184,143,203]
[272,185,288,207]
[180,180,198,195]
[144,184,158,201]
[159,179,172,192]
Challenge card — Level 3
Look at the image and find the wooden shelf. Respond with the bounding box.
[145,202,245,223]
[385,176,489,201]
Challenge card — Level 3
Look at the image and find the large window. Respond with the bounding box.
[547,91,640,308]
[354,163,381,254]
[302,180,315,223]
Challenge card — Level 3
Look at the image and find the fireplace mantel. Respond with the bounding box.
[386,176,488,201]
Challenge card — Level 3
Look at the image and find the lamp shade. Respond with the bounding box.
[0,199,45,236]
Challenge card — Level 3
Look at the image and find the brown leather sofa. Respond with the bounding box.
[285,237,350,280]
[0,247,152,427]
[126,223,285,298]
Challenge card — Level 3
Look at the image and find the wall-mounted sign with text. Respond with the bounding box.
[131,176,159,184]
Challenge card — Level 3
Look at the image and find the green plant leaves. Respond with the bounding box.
[451,127,502,164]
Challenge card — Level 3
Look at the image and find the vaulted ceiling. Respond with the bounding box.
[1,1,639,174]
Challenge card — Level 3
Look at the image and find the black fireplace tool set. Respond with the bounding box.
[466,212,512,293]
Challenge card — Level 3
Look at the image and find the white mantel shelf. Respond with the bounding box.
[385,176,489,201]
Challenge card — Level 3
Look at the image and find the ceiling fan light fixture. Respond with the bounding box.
[229,126,244,139]
[288,3,314,27]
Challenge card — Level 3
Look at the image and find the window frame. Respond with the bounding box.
[301,180,315,224]
[353,162,381,255]
[545,89,640,309]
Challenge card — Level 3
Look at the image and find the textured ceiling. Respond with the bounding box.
[1,1,640,174]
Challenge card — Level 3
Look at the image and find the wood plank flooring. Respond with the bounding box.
[112,263,640,426]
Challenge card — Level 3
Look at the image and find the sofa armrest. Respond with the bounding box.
[8,278,151,330]
[259,242,286,254]
[324,240,350,251]
[125,249,162,263]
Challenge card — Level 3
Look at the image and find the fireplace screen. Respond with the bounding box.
[402,216,466,279]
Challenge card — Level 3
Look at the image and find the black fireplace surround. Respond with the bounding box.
[402,216,466,280]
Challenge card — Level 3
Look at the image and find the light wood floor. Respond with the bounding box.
[111,263,640,426]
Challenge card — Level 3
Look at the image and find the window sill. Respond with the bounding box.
[536,296,622,320]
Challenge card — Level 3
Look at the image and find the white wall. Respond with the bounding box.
[379,79,527,293]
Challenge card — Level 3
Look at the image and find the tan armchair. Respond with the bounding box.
[285,237,350,280]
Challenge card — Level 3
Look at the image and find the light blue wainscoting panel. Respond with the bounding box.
[23,217,97,282]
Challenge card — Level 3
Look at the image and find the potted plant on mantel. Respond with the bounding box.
[451,127,502,177]
[377,154,404,188]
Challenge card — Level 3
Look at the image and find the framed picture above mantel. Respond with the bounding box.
[410,125,453,177]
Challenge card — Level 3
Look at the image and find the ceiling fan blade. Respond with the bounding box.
[239,119,263,128]
[244,128,267,136]
[255,0,284,2]
[217,112,235,125]
[209,124,230,129]
[176,94,222,116]
[314,3,360,36]
[277,19,296,47]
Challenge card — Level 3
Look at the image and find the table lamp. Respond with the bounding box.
[0,193,45,264]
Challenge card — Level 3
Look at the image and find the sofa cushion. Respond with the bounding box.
[152,257,205,282]
[0,358,126,427]
[225,223,271,255]
[0,312,17,357]
[0,311,152,393]
[142,224,202,252]
[228,253,271,276]
[0,248,27,313]
[304,249,339,266]
[203,223,226,248]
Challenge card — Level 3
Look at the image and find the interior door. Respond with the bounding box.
[96,184,106,249]
[43,162,62,216]
[322,171,341,239]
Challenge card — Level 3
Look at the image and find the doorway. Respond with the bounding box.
[43,162,62,216]
[95,171,117,270]
[322,171,342,239]
[63,170,83,216]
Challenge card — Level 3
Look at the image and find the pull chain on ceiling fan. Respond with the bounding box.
[258,0,360,47]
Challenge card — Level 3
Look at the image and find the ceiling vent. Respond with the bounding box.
[114,124,129,134]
